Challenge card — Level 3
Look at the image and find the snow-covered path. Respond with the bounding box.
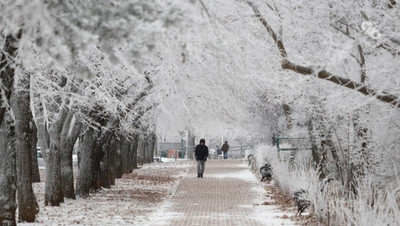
[20,162,192,225]
[143,159,295,226]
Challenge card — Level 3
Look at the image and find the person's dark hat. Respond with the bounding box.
[200,139,206,144]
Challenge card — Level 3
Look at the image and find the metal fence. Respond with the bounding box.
[158,145,253,160]
[275,137,311,161]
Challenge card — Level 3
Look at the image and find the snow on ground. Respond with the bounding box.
[207,168,261,182]
[141,160,297,226]
[20,159,306,225]
[21,161,192,225]
[249,161,314,225]
[213,162,297,225]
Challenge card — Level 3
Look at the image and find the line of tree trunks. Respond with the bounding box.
[1,31,39,223]
[98,134,140,189]
[11,73,39,222]
[91,120,116,192]
[75,117,154,198]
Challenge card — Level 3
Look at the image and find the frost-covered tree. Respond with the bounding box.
[150,0,400,224]
[0,0,184,223]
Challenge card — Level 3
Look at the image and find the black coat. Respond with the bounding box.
[195,144,209,160]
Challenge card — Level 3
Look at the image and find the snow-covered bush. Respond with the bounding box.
[328,176,400,225]
[255,144,400,225]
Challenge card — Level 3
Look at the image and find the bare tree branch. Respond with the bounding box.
[246,1,400,108]
[356,44,366,83]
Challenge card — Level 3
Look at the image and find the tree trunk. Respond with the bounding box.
[144,138,149,163]
[60,113,82,199]
[307,119,325,179]
[121,137,130,174]
[106,138,117,187]
[0,32,21,225]
[44,107,69,206]
[45,139,64,206]
[282,103,292,131]
[115,141,123,178]
[325,131,344,184]
[131,136,139,170]
[108,139,117,185]
[60,140,75,199]
[76,126,98,198]
[353,109,370,175]
[127,142,133,172]
[91,134,107,192]
[0,114,17,226]
[11,73,38,221]
[31,119,40,183]
[0,32,21,127]
[90,118,118,192]
[137,137,145,165]
[99,137,113,189]
[147,134,156,163]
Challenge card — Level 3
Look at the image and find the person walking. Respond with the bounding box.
[195,138,209,178]
[221,141,229,159]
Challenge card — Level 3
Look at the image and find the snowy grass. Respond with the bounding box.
[254,144,400,225]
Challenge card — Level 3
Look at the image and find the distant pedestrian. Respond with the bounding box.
[195,139,209,178]
[221,141,229,159]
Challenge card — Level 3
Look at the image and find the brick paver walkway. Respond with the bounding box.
[148,159,295,226]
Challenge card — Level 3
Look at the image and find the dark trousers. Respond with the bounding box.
[223,151,228,159]
[197,160,205,174]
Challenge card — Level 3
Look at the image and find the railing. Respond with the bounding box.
[226,145,253,159]
[158,145,253,160]
[275,137,311,161]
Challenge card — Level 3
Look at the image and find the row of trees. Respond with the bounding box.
[154,0,398,224]
[0,1,186,225]
[242,0,400,185]
[1,0,399,225]
[233,0,400,224]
